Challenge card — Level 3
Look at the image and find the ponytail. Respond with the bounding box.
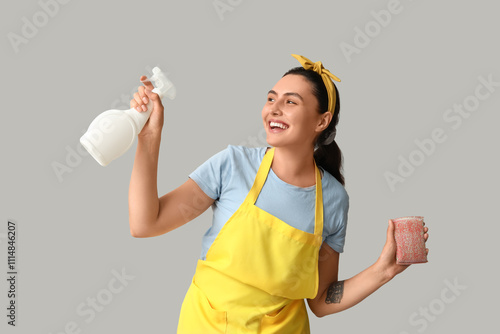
[314,139,344,186]
[313,83,344,186]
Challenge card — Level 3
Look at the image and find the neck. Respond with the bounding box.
[270,145,317,188]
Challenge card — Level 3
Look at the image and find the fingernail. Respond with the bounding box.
[135,106,141,112]
[142,97,148,104]
[141,105,147,112]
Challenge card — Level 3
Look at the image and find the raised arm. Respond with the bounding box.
[308,220,429,317]
[128,76,214,238]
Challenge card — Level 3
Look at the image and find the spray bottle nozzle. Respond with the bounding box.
[141,67,176,100]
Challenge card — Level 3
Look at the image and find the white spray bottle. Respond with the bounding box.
[80,67,176,166]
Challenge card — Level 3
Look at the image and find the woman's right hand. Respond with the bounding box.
[130,75,165,138]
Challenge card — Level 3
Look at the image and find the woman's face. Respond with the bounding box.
[262,74,331,149]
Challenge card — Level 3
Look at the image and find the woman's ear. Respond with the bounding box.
[317,111,333,132]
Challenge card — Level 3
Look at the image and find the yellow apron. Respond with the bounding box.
[177,147,324,333]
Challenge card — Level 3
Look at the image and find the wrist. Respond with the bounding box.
[137,132,162,155]
[138,130,162,143]
[372,260,394,285]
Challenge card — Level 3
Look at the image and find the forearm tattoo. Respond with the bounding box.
[325,280,344,304]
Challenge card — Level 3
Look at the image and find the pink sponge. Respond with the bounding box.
[393,216,428,264]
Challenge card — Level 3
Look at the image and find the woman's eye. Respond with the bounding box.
[287,100,296,105]
[267,97,275,102]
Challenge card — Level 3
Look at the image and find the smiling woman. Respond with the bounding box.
[127,54,429,333]
[263,63,344,187]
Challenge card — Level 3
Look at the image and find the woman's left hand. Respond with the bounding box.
[375,219,429,280]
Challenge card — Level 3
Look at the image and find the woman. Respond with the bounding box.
[128,54,429,333]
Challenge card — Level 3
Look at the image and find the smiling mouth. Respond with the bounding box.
[269,121,289,130]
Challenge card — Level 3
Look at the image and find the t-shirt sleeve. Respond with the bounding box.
[188,147,231,200]
[324,188,349,253]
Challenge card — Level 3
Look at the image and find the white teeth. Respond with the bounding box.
[270,121,289,130]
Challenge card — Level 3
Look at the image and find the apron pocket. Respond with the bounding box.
[260,300,309,334]
[178,279,227,333]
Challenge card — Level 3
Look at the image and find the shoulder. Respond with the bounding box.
[321,168,349,208]
[225,145,268,166]
[320,170,349,244]
[194,145,267,172]
[226,145,268,157]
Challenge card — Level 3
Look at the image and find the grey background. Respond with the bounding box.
[1,0,498,333]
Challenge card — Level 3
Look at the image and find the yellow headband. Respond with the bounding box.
[291,54,341,114]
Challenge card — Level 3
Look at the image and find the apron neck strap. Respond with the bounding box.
[247,147,324,238]
[314,160,324,239]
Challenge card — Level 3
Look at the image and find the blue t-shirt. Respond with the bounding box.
[189,145,349,260]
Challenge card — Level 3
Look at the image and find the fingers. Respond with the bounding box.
[140,75,155,90]
[144,87,158,100]
[385,219,397,248]
[386,219,394,240]
[424,224,429,255]
[144,88,164,114]
[131,82,150,112]
[129,74,165,116]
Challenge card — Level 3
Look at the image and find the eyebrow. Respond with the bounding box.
[268,89,304,102]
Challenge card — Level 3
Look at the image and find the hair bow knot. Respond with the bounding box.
[291,54,340,114]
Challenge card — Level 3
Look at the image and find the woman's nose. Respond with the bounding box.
[271,108,282,116]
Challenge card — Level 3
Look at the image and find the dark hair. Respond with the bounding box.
[282,67,345,186]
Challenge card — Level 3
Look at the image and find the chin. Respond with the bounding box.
[265,132,278,147]
[265,136,287,148]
